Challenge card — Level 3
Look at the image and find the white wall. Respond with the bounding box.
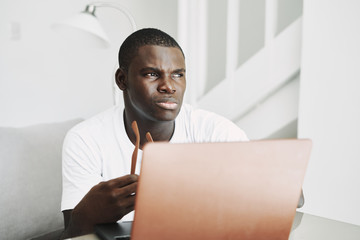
[299,0,360,225]
[4,0,359,227]
[0,0,177,127]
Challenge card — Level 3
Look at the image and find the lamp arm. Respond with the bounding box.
[86,2,136,106]
[88,2,137,31]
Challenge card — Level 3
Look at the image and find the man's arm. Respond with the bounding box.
[61,175,138,239]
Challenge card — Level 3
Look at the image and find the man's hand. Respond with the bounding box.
[62,174,138,238]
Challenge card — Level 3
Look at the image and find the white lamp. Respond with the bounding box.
[54,2,137,105]
[54,2,137,48]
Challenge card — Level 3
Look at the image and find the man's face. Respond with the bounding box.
[122,45,186,122]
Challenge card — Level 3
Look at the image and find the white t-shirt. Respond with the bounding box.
[61,104,248,221]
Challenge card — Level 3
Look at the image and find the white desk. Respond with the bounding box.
[73,212,360,240]
[289,212,360,239]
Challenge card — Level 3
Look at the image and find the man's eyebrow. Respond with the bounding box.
[140,67,160,72]
[173,68,186,73]
[140,67,186,72]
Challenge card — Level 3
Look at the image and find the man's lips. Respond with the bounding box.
[155,101,178,110]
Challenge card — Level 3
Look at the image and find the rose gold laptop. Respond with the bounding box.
[130,139,312,240]
[95,139,311,240]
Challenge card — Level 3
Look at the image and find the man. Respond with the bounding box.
[60,28,279,238]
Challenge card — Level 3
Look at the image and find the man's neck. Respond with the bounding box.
[123,111,175,149]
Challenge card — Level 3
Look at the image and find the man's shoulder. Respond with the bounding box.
[68,106,121,136]
[179,103,230,123]
[177,103,248,142]
[179,103,210,117]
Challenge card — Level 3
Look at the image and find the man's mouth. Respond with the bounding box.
[155,101,178,110]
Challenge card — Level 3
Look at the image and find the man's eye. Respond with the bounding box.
[171,73,183,79]
[145,72,158,78]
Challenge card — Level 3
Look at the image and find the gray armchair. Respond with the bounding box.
[0,119,82,240]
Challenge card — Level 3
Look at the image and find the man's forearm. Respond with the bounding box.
[60,208,95,239]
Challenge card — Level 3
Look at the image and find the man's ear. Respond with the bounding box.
[115,68,127,91]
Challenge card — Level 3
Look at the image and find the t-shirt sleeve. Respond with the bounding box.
[61,130,103,211]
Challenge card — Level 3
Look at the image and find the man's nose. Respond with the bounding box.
[158,75,176,93]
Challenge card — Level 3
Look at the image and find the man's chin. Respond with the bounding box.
[151,109,180,122]
[156,113,178,122]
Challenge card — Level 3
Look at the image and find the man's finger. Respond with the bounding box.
[108,174,138,188]
[113,181,138,198]
[125,205,135,215]
[116,194,136,212]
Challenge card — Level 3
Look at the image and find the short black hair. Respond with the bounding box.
[118,28,184,72]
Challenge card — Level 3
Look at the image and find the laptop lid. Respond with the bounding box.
[131,139,312,240]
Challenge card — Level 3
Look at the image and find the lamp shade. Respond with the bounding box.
[53,11,111,48]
